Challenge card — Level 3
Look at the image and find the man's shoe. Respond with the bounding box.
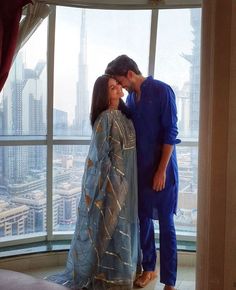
[134,271,157,288]
[164,285,176,290]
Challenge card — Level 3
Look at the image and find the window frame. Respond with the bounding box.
[0,1,201,249]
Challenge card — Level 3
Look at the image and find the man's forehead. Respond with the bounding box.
[115,75,126,81]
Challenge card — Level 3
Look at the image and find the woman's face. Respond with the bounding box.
[108,78,124,103]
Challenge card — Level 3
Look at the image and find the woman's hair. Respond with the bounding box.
[90,74,110,127]
[90,74,131,127]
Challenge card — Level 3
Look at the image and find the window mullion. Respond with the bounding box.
[148,9,158,76]
[46,5,56,242]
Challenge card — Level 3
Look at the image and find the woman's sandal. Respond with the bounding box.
[134,271,158,288]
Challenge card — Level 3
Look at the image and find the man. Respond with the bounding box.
[105,55,180,290]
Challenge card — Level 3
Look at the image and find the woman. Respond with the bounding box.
[48,75,140,290]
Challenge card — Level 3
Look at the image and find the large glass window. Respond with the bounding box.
[154,8,201,234]
[53,7,151,137]
[0,19,47,240]
[0,5,201,245]
[53,145,89,232]
[0,146,47,237]
[0,20,47,136]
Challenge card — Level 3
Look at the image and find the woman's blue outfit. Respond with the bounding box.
[47,110,140,289]
[126,76,180,286]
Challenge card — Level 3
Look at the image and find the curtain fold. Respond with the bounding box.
[0,0,32,91]
[15,1,51,57]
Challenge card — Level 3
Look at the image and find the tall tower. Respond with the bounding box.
[2,54,46,188]
[182,9,201,139]
[2,55,29,185]
[74,9,91,136]
[180,8,201,196]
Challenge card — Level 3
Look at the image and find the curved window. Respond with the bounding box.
[0,4,201,248]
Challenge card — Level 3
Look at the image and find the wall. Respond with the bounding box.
[196,0,236,289]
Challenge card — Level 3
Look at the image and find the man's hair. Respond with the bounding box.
[105,55,141,76]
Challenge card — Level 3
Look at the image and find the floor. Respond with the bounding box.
[24,265,195,290]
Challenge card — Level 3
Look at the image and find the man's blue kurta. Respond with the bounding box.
[126,76,180,220]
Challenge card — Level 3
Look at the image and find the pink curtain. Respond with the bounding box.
[0,0,32,91]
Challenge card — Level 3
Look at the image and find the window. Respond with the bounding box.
[0,19,47,240]
[52,7,151,233]
[53,145,89,232]
[53,7,151,137]
[0,4,201,247]
[154,8,201,236]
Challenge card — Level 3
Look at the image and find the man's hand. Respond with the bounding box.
[152,144,173,191]
[152,168,166,191]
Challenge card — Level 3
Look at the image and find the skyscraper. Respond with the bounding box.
[175,9,201,230]
[74,9,91,136]
[54,108,68,136]
[181,9,201,139]
[2,53,46,187]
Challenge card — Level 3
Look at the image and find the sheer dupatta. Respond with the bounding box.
[47,110,140,290]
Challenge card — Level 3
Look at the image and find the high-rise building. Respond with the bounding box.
[175,9,201,230]
[54,108,68,135]
[181,9,201,139]
[54,182,80,227]
[13,190,62,233]
[0,199,29,237]
[74,9,91,136]
[176,83,191,138]
[2,53,46,187]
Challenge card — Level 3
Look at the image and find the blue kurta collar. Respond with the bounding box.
[131,76,153,103]
[129,76,153,107]
[140,75,153,90]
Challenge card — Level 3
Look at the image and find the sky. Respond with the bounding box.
[17,7,197,125]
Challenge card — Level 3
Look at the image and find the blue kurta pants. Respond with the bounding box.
[139,185,177,286]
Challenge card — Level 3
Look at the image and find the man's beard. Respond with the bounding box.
[127,83,135,94]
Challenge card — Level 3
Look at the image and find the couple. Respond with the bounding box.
[48,55,180,290]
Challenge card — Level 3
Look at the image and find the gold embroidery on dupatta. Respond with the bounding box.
[96,123,103,133]
[87,158,94,168]
[85,194,91,208]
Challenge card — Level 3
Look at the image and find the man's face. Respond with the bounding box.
[115,75,134,93]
